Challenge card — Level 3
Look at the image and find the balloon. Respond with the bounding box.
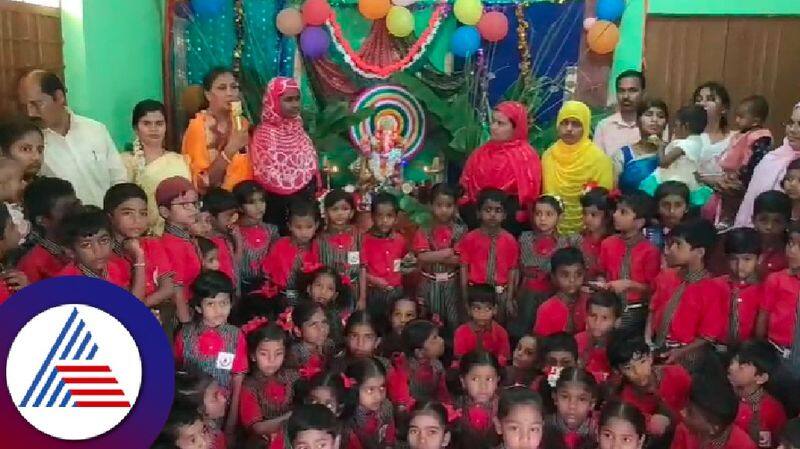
[477,11,508,42]
[453,0,483,25]
[300,27,330,59]
[359,0,392,20]
[191,0,224,19]
[596,0,626,22]
[386,6,414,37]
[277,8,304,36]
[392,0,418,6]
[302,0,332,26]
[586,20,620,55]
[583,17,597,31]
[450,26,481,58]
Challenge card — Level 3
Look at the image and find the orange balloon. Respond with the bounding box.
[277,8,304,36]
[358,0,391,20]
[586,20,620,55]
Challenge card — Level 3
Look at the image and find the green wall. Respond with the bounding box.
[62,0,164,148]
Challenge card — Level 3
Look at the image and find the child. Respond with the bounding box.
[752,191,791,275]
[453,284,511,362]
[613,98,669,194]
[575,291,621,383]
[268,404,342,449]
[406,401,453,449]
[607,333,691,438]
[262,199,320,304]
[288,299,335,371]
[303,266,353,346]
[597,191,661,333]
[580,186,614,280]
[17,176,78,282]
[781,159,800,222]
[202,187,238,283]
[153,402,212,449]
[716,228,764,347]
[653,180,692,242]
[532,333,579,392]
[457,188,519,323]
[543,368,598,449]
[173,270,247,436]
[157,176,202,300]
[413,183,466,334]
[360,192,409,323]
[503,335,538,387]
[386,319,449,409]
[232,180,278,294]
[197,237,221,271]
[533,247,588,337]
[379,295,418,358]
[779,419,800,449]
[0,157,28,241]
[0,203,25,303]
[453,350,501,447]
[318,188,361,302]
[728,340,787,448]
[239,323,298,445]
[597,400,647,449]
[174,370,228,449]
[343,357,397,449]
[295,370,346,417]
[190,209,213,239]
[0,118,44,181]
[495,386,545,449]
[330,311,388,373]
[649,219,727,365]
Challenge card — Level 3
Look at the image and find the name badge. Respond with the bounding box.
[495,285,506,294]
[216,351,235,370]
[393,259,402,272]
[347,251,360,265]
[435,273,450,282]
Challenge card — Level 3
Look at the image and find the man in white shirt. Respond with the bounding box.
[17,69,127,207]
[593,70,646,156]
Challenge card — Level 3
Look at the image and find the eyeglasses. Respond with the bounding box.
[172,200,201,210]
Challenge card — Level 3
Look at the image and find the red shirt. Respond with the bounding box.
[361,232,407,287]
[456,229,519,286]
[671,423,756,449]
[518,233,561,293]
[760,247,787,276]
[453,321,511,362]
[581,232,604,280]
[386,355,450,408]
[17,244,68,283]
[714,276,763,343]
[56,256,132,289]
[173,325,248,374]
[239,374,295,427]
[210,234,235,281]
[620,364,691,425]
[160,232,202,299]
[598,236,661,304]
[575,331,611,383]
[0,281,13,304]
[650,270,727,344]
[262,237,321,291]
[761,270,800,348]
[115,238,174,296]
[734,392,787,449]
[533,293,588,336]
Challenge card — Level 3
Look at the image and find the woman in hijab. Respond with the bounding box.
[542,101,614,234]
[250,77,320,230]
[459,101,542,236]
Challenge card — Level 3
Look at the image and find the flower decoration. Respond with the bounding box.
[242,316,269,336]
[608,188,622,201]
[197,329,224,357]
[340,310,352,327]
[299,364,323,380]
[546,365,564,388]
[277,307,297,335]
[443,403,462,423]
[265,380,288,404]
[467,406,492,431]
[341,374,357,389]
[497,354,508,367]
[450,360,460,370]
[583,180,600,195]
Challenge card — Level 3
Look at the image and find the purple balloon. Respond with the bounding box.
[300,27,330,59]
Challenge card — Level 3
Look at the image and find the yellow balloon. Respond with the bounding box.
[587,20,620,55]
[386,6,414,37]
[453,0,483,26]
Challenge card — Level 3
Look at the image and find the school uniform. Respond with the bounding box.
[386,354,450,408]
[261,237,320,303]
[317,227,362,302]
[210,233,236,284]
[413,222,466,331]
[160,224,202,299]
[620,364,692,427]
[734,389,787,449]
[714,275,763,346]
[533,292,588,337]
[173,322,248,388]
[17,233,69,283]
[453,321,511,362]
[580,232,604,280]
[56,256,132,289]
[671,423,756,449]
[456,229,519,322]
[239,369,300,437]
[575,331,612,383]
[238,223,278,293]
[360,231,407,323]
[760,248,787,276]
[761,270,800,360]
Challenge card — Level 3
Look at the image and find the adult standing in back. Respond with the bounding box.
[594,70,646,157]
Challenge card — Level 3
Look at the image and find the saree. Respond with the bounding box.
[182,112,253,191]
[617,145,658,194]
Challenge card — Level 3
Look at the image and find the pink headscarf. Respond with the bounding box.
[250,77,319,195]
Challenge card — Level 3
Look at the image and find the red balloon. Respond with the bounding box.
[477,11,509,42]
[302,0,332,26]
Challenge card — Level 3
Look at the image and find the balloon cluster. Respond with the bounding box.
[272,0,332,59]
[451,0,508,58]
[583,0,625,55]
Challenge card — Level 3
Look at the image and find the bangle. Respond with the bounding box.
[221,151,233,164]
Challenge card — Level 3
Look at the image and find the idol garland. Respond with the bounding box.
[515,1,532,81]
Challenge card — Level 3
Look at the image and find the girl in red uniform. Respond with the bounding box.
[386,319,449,410]
[330,311,389,373]
[542,368,598,449]
[287,300,335,371]
[452,350,502,448]
[379,296,418,358]
[580,186,614,280]
[318,189,360,302]
[597,400,647,449]
[496,386,546,449]
[174,370,229,449]
[343,357,397,449]
[233,180,278,295]
[303,266,353,349]
[406,401,454,449]
[503,335,538,387]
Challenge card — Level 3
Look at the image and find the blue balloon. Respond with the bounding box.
[191,0,224,19]
[596,0,626,22]
[450,26,481,58]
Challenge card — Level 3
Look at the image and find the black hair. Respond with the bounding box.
[554,367,598,398]
[190,269,234,308]
[693,81,731,130]
[467,284,497,307]
[323,188,356,211]
[587,290,623,318]
[202,66,235,92]
[550,247,585,273]
[155,400,203,448]
[409,400,449,427]
[675,104,708,135]
[618,191,654,222]
[300,265,352,312]
[498,385,543,420]
[535,195,564,215]
[58,205,111,247]
[740,95,770,122]
[580,186,614,212]
[390,295,419,315]
[0,118,42,155]
[607,331,650,368]
[615,70,646,91]
[286,404,341,443]
[753,190,791,223]
[458,350,501,377]
[636,97,668,121]
[295,370,346,411]
[655,180,690,206]
[22,176,75,224]
[246,323,288,356]
[538,332,578,362]
[599,400,647,438]
[668,218,717,253]
[131,99,166,128]
[733,340,780,378]
[429,183,460,204]
[371,192,399,214]
[688,374,739,429]
[196,236,218,260]
[288,198,320,222]
[342,357,388,419]
[0,204,10,238]
[174,369,216,410]
[202,187,238,217]
[344,310,379,337]
[782,418,800,449]
[292,299,326,329]
[724,227,762,255]
[23,69,66,98]
[103,183,147,213]
[787,158,800,174]
[401,319,438,357]
[232,180,266,206]
[476,188,507,211]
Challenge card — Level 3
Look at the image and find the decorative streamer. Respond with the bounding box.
[515,1,531,81]
[233,0,245,75]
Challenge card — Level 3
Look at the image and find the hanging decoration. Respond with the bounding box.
[232,0,245,75]
[450,25,480,58]
[477,10,508,42]
[302,0,332,26]
[596,0,625,22]
[515,1,531,79]
[586,20,619,54]
[386,5,415,37]
[453,0,483,25]
[191,0,224,19]
[358,0,392,20]
[276,8,304,36]
[301,26,331,58]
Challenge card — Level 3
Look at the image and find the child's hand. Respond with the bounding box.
[1,269,29,291]
[648,414,671,435]
[230,224,244,245]
[607,279,632,294]
[123,238,145,263]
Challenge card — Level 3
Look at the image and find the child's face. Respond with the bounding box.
[241,192,266,221]
[787,233,800,269]
[211,209,237,234]
[346,324,379,358]
[543,351,577,371]
[202,249,220,271]
[582,205,607,235]
[599,417,644,449]
[176,418,212,449]
[0,163,24,203]
[308,386,341,416]
[754,212,787,242]
[461,364,499,404]
[254,339,285,377]
[469,302,495,327]
[619,353,653,388]
[586,304,616,339]
[727,253,758,281]
[196,292,231,327]
[289,215,318,244]
[358,375,386,411]
[735,102,760,130]
[308,273,338,307]
[727,356,762,390]
[478,199,506,230]
[73,228,113,272]
[1,218,21,252]
[408,412,450,449]
[658,194,688,229]
[553,263,585,296]
[326,199,354,228]
[672,120,690,139]
[163,190,200,229]
[373,203,398,234]
[431,194,456,224]
[682,403,715,438]
[496,404,544,449]
[553,382,595,430]
[782,169,800,200]
[7,130,44,178]
[190,211,213,237]
[787,107,800,150]
[613,203,641,234]
[533,202,559,233]
[301,310,330,347]
[664,236,698,268]
[558,118,584,145]
[202,381,227,420]
[638,106,668,138]
[293,429,338,449]
[110,198,148,239]
[390,299,417,334]
[513,336,537,370]
[40,194,80,235]
[422,328,445,360]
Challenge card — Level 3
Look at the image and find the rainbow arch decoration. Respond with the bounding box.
[350,84,426,161]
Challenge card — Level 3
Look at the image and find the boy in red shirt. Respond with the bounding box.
[157,176,202,302]
[0,203,25,303]
[648,219,727,366]
[453,284,511,362]
[17,176,79,282]
[596,191,660,334]
[575,290,621,383]
[201,187,238,283]
[716,228,765,348]
[456,188,519,324]
[533,247,588,336]
[752,191,791,276]
[728,340,787,448]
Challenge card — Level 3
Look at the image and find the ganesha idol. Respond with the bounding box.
[351,116,407,188]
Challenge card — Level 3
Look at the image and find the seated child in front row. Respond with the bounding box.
[496,386,546,449]
[152,402,213,449]
[503,335,538,387]
[542,367,599,449]
[343,357,397,449]
[0,203,25,303]
[174,370,228,449]
[453,284,511,362]
[716,228,764,347]
[534,246,589,337]
[752,190,791,275]
[386,319,449,409]
[378,295,418,358]
[532,332,579,392]
[597,400,648,449]
[329,311,388,373]
[452,350,502,447]
[576,291,621,383]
